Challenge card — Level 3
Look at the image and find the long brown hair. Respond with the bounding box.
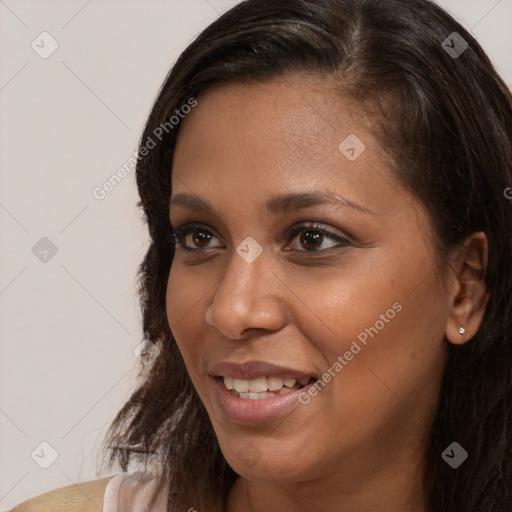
[99,1,512,510]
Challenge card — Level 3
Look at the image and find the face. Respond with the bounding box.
[166,74,449,486]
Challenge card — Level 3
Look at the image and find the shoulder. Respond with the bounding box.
[11,476,113,512]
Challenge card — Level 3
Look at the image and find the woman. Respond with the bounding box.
[13,0,512,510]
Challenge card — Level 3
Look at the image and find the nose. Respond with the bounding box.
[205,249,287,340]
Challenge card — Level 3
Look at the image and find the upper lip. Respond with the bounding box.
[208,360,316,380]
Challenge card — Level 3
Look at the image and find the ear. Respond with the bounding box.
[445,232,490,345]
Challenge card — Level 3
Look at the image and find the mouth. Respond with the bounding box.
[218,375,317,399]
[209,361,319,423]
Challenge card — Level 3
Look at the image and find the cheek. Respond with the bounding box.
[281,259,400,356]
[274,267,446,464]
[288,245,447,393]
[166,260,211,328]
[165,264,204,372]
[166,264,186,330]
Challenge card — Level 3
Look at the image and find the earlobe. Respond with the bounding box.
[445,232,490,345]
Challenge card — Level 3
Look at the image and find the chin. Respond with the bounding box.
[219,436,319,482]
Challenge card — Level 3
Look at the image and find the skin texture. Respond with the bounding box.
[167,74,489,512]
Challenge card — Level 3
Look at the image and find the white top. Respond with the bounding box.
[102,472,168,512]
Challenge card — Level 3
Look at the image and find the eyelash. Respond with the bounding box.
[170,221,352,254]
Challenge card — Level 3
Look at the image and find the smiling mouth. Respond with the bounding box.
[219,376,317,399]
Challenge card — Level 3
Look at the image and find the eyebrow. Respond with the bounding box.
[169,190,376,217]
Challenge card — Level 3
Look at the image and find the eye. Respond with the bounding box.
[170,221,352,253]
[285,222,352,252]
[171,222,223,251]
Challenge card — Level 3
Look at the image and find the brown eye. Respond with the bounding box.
[191,229,213,248]
[287,223,352,253]
[171,221,351,254]
[299,230,324,250]
[171,223,222,251]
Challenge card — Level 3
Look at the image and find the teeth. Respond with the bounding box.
[224,376,234,390]
[248,377,267,392]
[267,376,285,391]
[223,375,311,394]
[233,378,250,393]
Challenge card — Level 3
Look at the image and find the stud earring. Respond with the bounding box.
[459,327,465,334]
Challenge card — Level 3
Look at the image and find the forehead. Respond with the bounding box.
[171,73,415,224]
[176,74,367,165]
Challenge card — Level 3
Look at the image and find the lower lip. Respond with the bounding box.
[212,377,315,424]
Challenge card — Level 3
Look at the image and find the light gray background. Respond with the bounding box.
[1,0,511,508]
